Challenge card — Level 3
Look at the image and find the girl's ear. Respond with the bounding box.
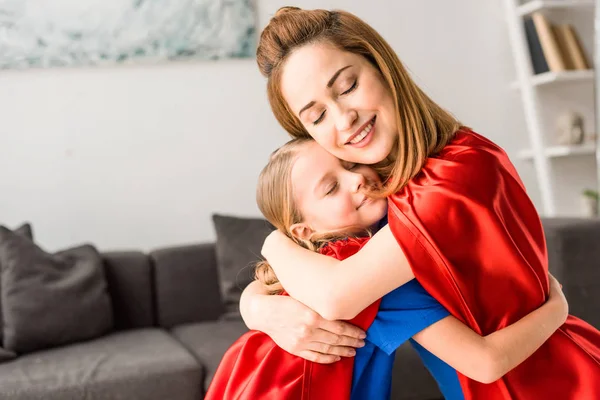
[290,223,315,240]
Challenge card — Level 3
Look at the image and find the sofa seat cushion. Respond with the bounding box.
[171,319,248,392]
[0,328,203,400]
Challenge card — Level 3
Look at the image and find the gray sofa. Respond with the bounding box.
[0,217,598,400]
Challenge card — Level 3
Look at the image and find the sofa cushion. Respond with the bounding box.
[211,214,274,306]
[152,243,224,328]
[0,227,113,354]
[0,223,31,361]
[391,341,443,400]
[543,217,600,328]
[171,319,249,392]
[0,328,203,400]
[102,251,155,330]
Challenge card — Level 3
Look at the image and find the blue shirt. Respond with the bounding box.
[352,279,466,399]
[350,215,464,399]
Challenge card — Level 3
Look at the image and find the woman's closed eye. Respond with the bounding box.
[313,111,326,126]
[341,80,358,96]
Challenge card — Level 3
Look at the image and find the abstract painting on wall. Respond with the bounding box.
[0,0,256,69]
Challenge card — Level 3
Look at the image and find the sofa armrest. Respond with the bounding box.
[151,243,225,328]
[543,218,600,328]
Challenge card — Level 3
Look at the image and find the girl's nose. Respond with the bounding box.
[351,171,366,193]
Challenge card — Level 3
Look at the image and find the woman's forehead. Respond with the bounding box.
[281,43,361,110]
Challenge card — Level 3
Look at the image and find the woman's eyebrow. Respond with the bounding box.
[298,65,353,118]
[327,65,352,88]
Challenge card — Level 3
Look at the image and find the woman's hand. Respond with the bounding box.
[547,273,569,323]
[240,281,366,364]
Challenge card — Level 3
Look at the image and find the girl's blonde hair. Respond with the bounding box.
[257,6,465,197]
[254,138,368,294]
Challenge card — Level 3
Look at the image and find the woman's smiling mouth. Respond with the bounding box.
[345,116,376,148]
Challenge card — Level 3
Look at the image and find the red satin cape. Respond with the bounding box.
[388,129,600,399]
[205,237,378,400]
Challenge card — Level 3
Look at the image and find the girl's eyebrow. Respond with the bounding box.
[314,172,333,195]
[297,65,353,118]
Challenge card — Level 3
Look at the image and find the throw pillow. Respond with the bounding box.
[212,214,274,306]
[0,223,32,361]
[0,226,113,354]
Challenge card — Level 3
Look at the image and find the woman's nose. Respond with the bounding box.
[334,107,358,132]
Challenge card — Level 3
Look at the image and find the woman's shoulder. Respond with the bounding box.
[439,128,509,166]
[430,128,516,186]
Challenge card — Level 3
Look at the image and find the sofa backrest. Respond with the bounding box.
[150,243,225,328]
[102,242,225,331]
[102,251,155,330]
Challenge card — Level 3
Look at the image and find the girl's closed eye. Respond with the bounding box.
[326,182,338,196]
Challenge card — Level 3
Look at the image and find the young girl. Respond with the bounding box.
[206,137,568,400]
[242,6,600,399]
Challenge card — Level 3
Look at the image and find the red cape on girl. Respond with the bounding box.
[205,237,378,400]
[387,129,600,399]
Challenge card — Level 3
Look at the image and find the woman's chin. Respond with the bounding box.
[356,136,394,165]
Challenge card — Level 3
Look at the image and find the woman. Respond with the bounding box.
[240,6,600,399]
[207,137,567,400]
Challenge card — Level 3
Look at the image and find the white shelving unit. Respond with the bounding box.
[503,0,598,216]
[516,0,595,16]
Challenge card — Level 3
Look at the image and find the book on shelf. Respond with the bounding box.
[531,12,567,72]
[524,12,591,74]
[555,24,590,70]
[524,17,550,74]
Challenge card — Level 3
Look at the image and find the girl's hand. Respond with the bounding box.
[547,273,568,324]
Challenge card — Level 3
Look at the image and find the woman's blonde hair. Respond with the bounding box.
[257,6,464,196]
[254,137,368,294]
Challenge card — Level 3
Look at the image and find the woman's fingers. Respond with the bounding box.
[310,327,365,351]
[318,319,366,341]
[298,350,341,364]
[308,342,358,357]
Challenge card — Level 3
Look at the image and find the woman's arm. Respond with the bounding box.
[239,280,367,363]
[262,226,413,320]
[412,274,568,384]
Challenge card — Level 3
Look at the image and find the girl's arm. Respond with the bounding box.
[262,226,413,320]
[413,274,568,384]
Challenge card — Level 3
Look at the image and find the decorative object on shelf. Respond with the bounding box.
[504,0,598,217]
[0,0,257,70]
[581,189,599,217]
[556,110,585,145]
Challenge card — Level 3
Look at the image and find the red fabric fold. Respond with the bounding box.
[388,129,600,399]
[205,237,378,400]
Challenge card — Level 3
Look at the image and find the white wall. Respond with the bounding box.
[0,0,535,252]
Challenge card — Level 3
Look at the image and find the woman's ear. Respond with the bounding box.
[290,223,315,240]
